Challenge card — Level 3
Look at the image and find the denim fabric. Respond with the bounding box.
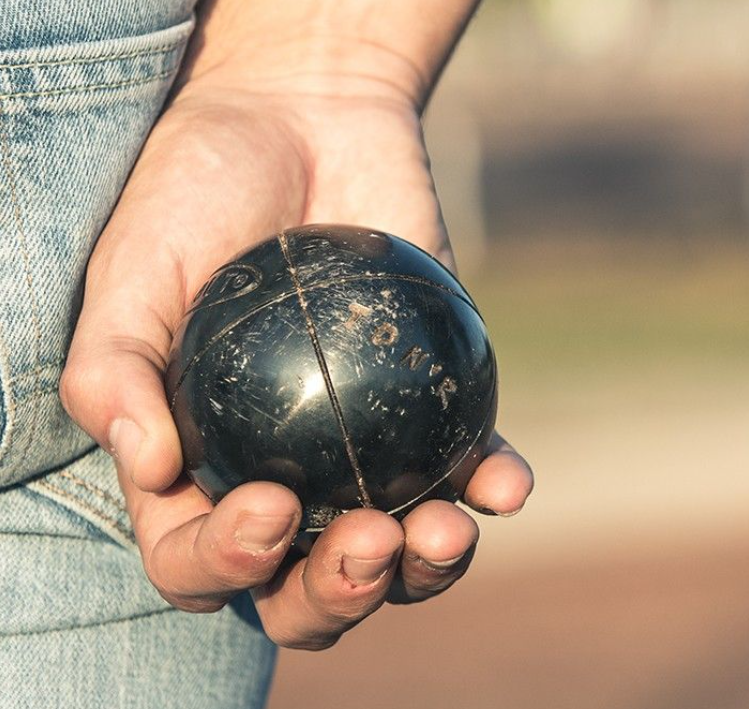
[0,481,276,708]
[0,3,277,707]
[0,8,195,489]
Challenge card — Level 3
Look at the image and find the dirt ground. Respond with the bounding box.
[268,542,749,709]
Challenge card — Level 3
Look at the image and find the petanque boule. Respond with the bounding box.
[165,224,497,533]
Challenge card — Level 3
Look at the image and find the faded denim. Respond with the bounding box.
[0,2,276,706]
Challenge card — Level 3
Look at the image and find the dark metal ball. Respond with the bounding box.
[165,225,497,532]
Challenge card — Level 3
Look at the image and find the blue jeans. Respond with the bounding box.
[0,2,276,706]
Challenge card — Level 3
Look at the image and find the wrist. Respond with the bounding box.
[173,0,479,110]
[178,36,424,109]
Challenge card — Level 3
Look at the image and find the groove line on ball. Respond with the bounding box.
[277,230,374,509]
[168,288,298,409]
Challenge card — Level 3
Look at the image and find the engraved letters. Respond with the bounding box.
[400,345,430,371]
[344,303,460,411]
[344,302,374,329]
[399,347,458,410]
[371,322,399,346]
[435,376,457,409]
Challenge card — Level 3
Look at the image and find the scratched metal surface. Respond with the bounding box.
[166,226,497,531]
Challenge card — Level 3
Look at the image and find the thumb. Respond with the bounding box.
[57,90,315,494]
[60,277,184,492]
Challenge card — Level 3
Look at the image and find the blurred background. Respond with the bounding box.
[269,2,749,707]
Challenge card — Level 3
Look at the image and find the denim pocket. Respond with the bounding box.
[0,17,193,501]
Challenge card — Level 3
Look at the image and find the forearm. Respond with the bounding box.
[175,0,480,108]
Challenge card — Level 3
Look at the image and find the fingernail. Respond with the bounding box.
[342,553,396,586]
[419,552,468,573]
[108,418,144,480]
[478,506,498,516]
[236,514,295,553]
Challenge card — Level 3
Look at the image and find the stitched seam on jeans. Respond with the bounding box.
[8,363,65,403]
[0,100,42,471]
[32,480,131,538]
[0,40,186,70]
[0,67,178,101]
[58,470,126,512]
[0,529,100,541]
[0,607,176,638]
[13,383,74,403]
[10,361,63,380]
[14,383,60,401]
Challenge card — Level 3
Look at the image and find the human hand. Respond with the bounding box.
[60,54,532,651]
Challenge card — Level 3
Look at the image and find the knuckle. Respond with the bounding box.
[59,357,110,420]
[302,572,386,625]
[259,618,293,648]
[142,549,182,601]
[142,556,171,597]
[205,541,285,589]
[409,574,460,595]
[263,621,339,651]
[58,361,87,417]
[322,596,382,626]
[215,563,274,591]
[157,589,224,614]
[143,556,226,613]
[292,637,339,652]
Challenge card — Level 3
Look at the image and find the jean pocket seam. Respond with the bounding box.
[0,66,180,102]
[31,479,133,543]
[25,446,136,548]
[57,470,127,513]
[0,38,188,71]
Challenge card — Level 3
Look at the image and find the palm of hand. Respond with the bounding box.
[130,88,452,304]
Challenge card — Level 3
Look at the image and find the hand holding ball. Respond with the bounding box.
[165,225,497,531]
